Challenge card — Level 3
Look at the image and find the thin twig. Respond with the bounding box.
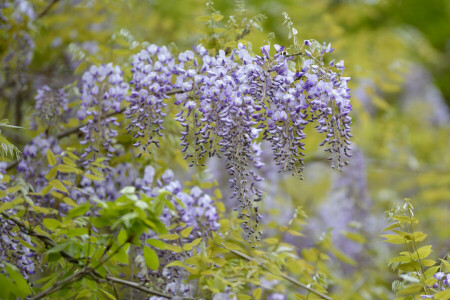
[37,0,60,19]
[29,270,86,300]
[226,247,333,300]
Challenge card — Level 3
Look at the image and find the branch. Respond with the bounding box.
[29,270,85,300]
[226,248,334,300]
[37,0,60,19]
[5,88,186,171]
[104,275,174,299]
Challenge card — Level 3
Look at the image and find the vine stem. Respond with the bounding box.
[225,247,334,300]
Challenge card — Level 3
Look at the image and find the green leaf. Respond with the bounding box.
[101,289,117,300]
[158,233,179,240]
[381,234,407,244]
[62,197,78,207]
[0,202,14,213]
[383,222,401,231]
[180,226,193,238]
[164,244,182,253]
[143,246,159,270]
[49,179,69,194]
[253,287,262,300]
[146,239,166,249]
[4,263,32,297]
[84,173,105,181]
[183,242,194,251]
[195,15,210,22]
[56,164,82,174]
[211,14,224,22]
[412,245,432,260]
[389,256,412,264]
[165,261,184,268]
[66,203,90,219]
[42,218,60,230]
[331,247,357,266]
[434,289,450,300]
[414,232,427,242]
[45,166,58,180]
[46,149,57,166]
[396,283,423,296]
[344,232,366,244]
[424,265,440,279]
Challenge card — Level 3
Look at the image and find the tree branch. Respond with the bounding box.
[5,88,186,171]
[226,247,334,300]
[29,270,86,300]
[37,0,60,19]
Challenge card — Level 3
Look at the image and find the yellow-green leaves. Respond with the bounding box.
[46,149,57,166]
[49,179,69,194]
[181,226,193,238]
[411,245,432,260]
[253,287,262,299]
[143,246,159,270]
[195,14,223,23]
[157,233,179,240]
[434,289,450,300]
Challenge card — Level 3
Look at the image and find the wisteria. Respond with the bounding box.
[17,134,62,193]
[126,42,352,242]
[135,169,220,298]
[421,272,450,298]
[0,163,36,279]
[78,63,128,162]
[31,85,69,130]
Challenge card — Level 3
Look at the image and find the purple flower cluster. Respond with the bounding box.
[127,42,352,242]
[155,169,220,233]
[0,219,36,278]
[127,45,176,151]
[0,163,36,278]
[31,85,69,130]
[17,134,62,193]
[138,169,220,298]
[421,272,450,298]
[78,64,128,162]
[74,162,139,203]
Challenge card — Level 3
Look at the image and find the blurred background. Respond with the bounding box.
[1,0,449,297]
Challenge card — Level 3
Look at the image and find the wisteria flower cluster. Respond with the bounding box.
[421,272,450,298]
[126,42,352,242]
[78,63,128,162]
[31,85,69,130]
[133,169,220,298]
[0,163,36,279]
[17,134,62,194]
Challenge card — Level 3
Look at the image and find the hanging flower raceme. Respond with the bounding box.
[78,63,128,163]
[126,45,176,153]
[123,42,352,243]
[31,85,69,130]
